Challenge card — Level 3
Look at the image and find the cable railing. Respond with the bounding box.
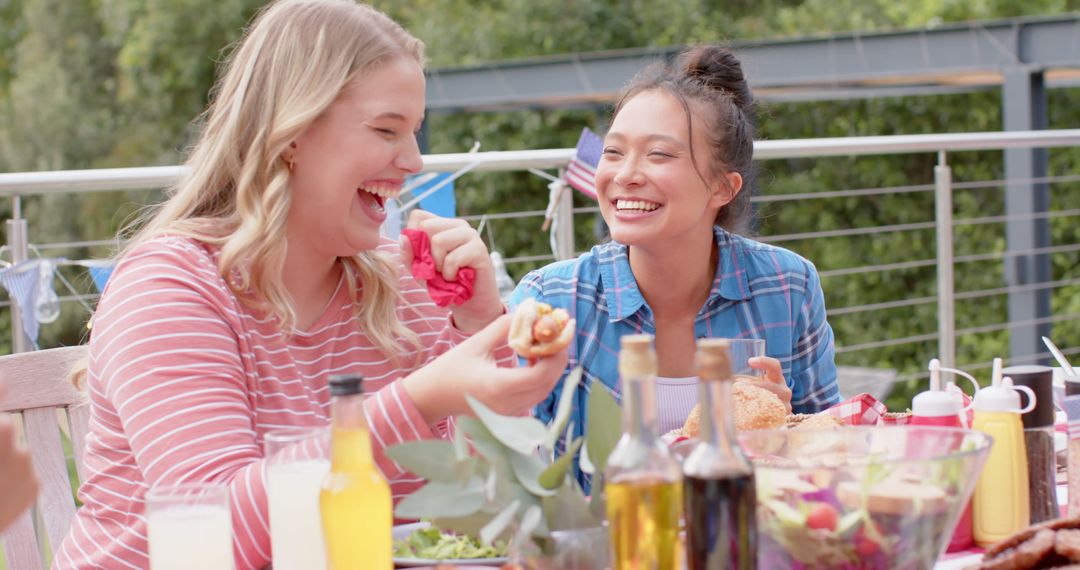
[1,129,1078,391]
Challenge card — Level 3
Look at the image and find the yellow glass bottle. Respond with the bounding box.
[604,334,683,570]
[320,375,392,570]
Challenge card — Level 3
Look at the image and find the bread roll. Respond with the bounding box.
[678,383,787,437]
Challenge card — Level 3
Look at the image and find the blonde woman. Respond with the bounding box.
[52,1,567,568]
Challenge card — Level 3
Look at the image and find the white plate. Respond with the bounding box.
[393,557,509,567]
[392,522,509,567]
[933,552,982,570]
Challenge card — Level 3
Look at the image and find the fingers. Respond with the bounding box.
[488,346,569,414]
[407,214,489,281]
[399,235,414,267]
[405,208,437,229]
[0,416,15,454]
[460,314,512,352]
[439,232,491,281]
[748,356,785,385]
[0,416,38,531]
[529,344,570,376]
[739,379,793,413]
[746,356,792,412]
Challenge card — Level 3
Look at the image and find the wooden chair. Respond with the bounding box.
[0,345,89,570]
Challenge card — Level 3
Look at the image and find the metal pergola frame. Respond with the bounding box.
[424,13,1080,361]
[425,14,1080,111]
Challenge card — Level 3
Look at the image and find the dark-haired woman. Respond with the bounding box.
[510,45,840,483]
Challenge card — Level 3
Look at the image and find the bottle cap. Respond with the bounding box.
[619,334,656,379]
[696,339,732,382]
[912,359,964,418]
[1002,364,1055,428]
[329,374,364,397]
[973,358,1023,413]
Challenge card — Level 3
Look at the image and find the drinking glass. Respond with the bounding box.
[512,526,610,570]
[549,526,610,570]
[720,338,766,381]
[147,482,234,570]
[264,426,330,570]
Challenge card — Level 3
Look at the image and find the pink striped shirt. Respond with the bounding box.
[53,236,510,570]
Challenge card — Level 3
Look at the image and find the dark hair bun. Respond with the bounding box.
[678,45,754,115]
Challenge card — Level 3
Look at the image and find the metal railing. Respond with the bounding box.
[1,129,1079,383]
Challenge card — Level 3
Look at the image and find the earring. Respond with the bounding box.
[285,141,298,172]
[228,269,246,291]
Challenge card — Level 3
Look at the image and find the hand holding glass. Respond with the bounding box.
[722,338,766,381]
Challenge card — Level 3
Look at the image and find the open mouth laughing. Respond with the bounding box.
[357,181,402,213]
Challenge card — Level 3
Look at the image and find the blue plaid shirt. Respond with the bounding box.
[510,227,841,490]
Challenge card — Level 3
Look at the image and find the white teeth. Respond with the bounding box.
[616,199,659,212]
[358,183,401,199]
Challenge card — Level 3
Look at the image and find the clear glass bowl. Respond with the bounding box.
[737,426,992,570]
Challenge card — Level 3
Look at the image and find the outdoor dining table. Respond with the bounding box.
[389,479,1070,569]
[933,482,1069,569]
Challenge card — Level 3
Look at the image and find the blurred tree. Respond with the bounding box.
[0,0,1074,409]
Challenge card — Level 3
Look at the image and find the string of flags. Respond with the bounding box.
[541,127,603,256]
[0,258,114,348]
[0,129,605,347]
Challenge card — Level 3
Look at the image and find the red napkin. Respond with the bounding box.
[402,229,476,307]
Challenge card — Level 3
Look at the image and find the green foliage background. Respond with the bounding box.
[0,0,1078,410]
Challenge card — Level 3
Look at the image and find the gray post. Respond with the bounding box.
[555,178,575,261]
[6,196,30,353]
[1002,67,1051,363]
[934,151,955,369]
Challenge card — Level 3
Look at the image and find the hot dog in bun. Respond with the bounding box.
[508,298,574,359]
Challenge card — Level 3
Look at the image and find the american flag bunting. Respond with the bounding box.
[564,127,603,200]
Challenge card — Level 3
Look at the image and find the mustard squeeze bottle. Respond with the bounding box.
[972,358,1037,547]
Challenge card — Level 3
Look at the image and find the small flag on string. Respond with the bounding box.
[408,172,457,218]
[86,261,115,293]
[0,259,59,349]
[564,127,603,200]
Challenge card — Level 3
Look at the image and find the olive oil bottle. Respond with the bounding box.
[604,334,683,570]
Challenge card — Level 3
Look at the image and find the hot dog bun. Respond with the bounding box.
[508,298,574,359]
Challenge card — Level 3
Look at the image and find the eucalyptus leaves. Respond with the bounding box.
[385,367,621,555]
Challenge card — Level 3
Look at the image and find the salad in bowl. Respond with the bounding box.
[738,426,991,569]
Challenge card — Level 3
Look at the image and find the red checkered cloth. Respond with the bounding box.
[820,393,891,425]
[820,392,973,426]
[663,393,974,445]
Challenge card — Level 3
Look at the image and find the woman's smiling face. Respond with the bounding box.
[286,57,426,259]
[595,89,738,249]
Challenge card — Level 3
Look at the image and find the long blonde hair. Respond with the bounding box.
[122,0,424,357]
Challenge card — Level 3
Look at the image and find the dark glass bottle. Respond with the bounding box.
[683,339,757,570]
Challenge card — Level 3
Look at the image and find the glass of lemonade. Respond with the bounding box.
[147,482,234,570]
[722,338,766,381]
[265,426,331,570]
